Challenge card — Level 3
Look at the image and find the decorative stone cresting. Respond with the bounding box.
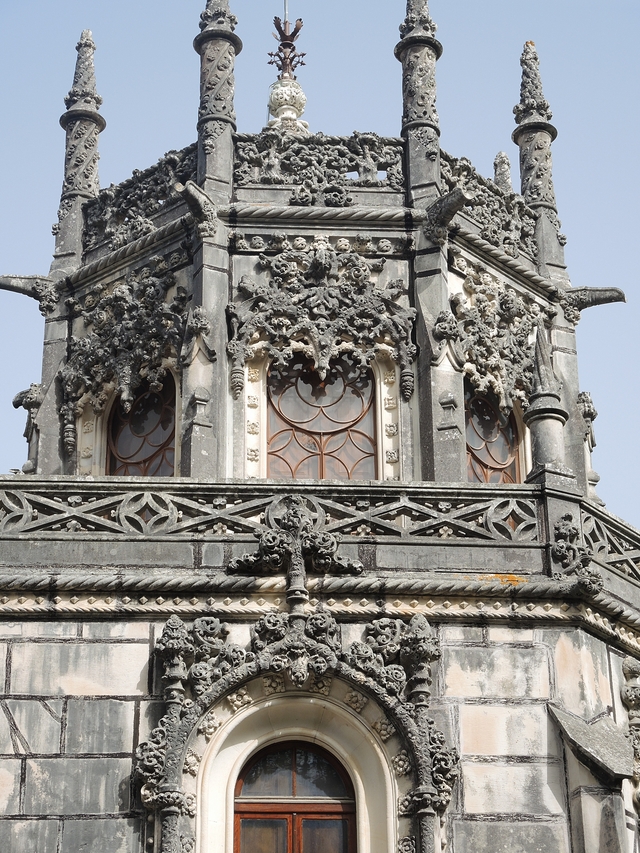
[227,234,416,400]
[234,130,404,206]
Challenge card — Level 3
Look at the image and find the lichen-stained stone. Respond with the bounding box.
[462,763,565,814]
[440,626,483,643]
[0,644,7,688]
[0,819,59,852]
[138,701,165,745]
[460,705,559,757]
[10,643,149,696]
[0,759,22,814]
[0,709,14,753]
[66,700,135,754]
[60,818,140,853]
[570,790,627,853]
[5,700,63,754]
[452,819,569,853]
[488,626,535,643]
[0,540,194,568]
[24,757,131,814]
[547,628,613,718]
[442,646,550,698]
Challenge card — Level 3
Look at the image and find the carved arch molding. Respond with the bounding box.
[136,610,458,853]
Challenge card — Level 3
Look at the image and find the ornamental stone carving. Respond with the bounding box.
[83,145,197,251]
[58,253,192,456]
[234,130,404,205]
[135,608,458,853]
[551,513,603,595]
[449,252,554,410]
[227,234,416,400]
[557,286,626,326]
[441,153,538,260]
[622,657,640,815]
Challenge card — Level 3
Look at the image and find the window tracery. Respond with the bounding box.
[465,381,521,484]
[106,375,176,476]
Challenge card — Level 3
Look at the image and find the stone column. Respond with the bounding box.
[512,42,567,284]
[394,0,443,207]
[180,1,242,477]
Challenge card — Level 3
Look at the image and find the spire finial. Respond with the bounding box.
[266,5,309,134]
[400,0,437,39]
[514,41,552,126]
[63,30,103,116]
[199,0,238,34]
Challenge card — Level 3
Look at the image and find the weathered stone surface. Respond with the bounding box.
[441,626,483,643]
[11,643,149,696]
[442,646,550,698]
[201,542,225,567]
[24,757,131,814]
[376,544,543,571]
[138,701,165,744]
[548,629,612,718]
[0,711,13,753]
[0,819,59,852]
[81,622,150,639]
[66,700,135,754]
[0,540,194,568]
[570,790,627,853]
[0,644,6,687]
[463,762,565,814]
[488,626,535,643]
[453,819,569,852]
[60,817,141,852]
[549,705,633,780]
[0,760,21,814]
[5,700,63,754]
[460,705,559,757]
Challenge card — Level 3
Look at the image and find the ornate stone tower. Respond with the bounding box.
[0,2,639,852]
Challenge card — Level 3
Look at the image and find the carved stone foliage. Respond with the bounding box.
[227,234,416,399]
[622,657,640,815]
[551,513,603,595]
[199,38,237,128]
[513,42,552,126]
[60,119,101,203]
[229,231,414,258]
[234,131,404,205]
[399,43,439,130]
[230,496,363,602]
[135,610,458,853]
[441,152,538,260]
[58,251,203,456]
[0,485,540,544]
[448,252,554,411]
[83,145,197,251]
[399,0,437,39]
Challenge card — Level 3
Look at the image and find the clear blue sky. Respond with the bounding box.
[1,0,638,527]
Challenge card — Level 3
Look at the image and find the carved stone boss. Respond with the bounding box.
[136,495,459,853]
[227,234,417,400]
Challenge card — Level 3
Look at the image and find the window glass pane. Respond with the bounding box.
[241,750,294,798]
[301,819,348,853]
[240,819,288,853]
[295,750,349,799]
[464,383,519,485]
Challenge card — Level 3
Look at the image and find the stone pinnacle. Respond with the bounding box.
[514,41,553,126]
[63,30,103,114]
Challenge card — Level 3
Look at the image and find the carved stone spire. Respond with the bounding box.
[395,0,443,203]
[193,0,243,185]
[52,30,106,277]
[523,321,572,482]
[512,42,566,281]
[266,16,309,133]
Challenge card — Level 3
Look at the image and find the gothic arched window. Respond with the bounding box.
[266,354,377,481]
[106,375,176,476]
[234,742,356,853]
[465,381,521,484]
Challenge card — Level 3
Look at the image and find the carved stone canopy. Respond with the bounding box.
[227,234,417,401]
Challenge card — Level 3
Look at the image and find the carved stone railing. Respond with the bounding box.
[83,144,197,252]
[233,130,405,206]
[0,479,540,544]
[441,151,538,261]
[582,502,640,581]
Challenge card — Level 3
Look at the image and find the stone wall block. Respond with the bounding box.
[0,759,22,814]
[442,646,550,698]
[462,763,565,814]
[66,700,135,754]
[0,541,195,568]
[61,817,141,853]
[0,819,59,852]
[452,819,569,853]
[549,629,612,718]
[11,643,149,697]
[5,700,63,754]
[24,757,131,814]
[460,705,560,757]
[82,622,150,640]
[570,790,627,853]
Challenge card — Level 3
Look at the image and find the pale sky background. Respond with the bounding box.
[0,1,638,528]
